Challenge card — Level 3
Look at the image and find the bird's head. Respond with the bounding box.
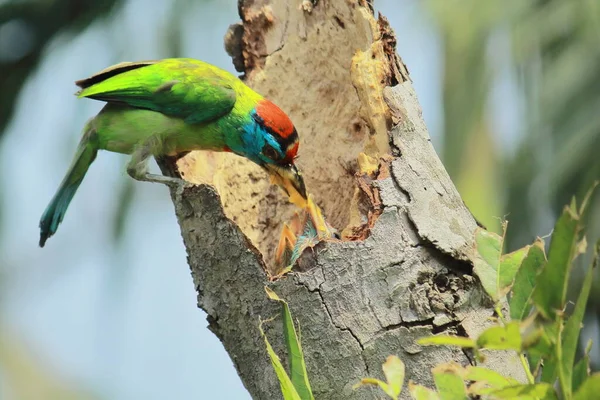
[238,99,307,201]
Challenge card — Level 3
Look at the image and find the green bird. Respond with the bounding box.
[39,58,307,247]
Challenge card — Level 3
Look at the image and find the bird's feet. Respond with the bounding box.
[127,165,185,189]
[137,173,186,189]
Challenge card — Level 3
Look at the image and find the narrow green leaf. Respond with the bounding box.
[417,336,476,348]
[540,320,562,384]
[572,340,592,394]
[265,287,314,400]
[354,355,405,399]
[532,204,580,320]
[528,352,542,379]
[510,239,546,320]
[541,358,558,386]
[409,382,440,400]
[353,378,394,399]
[476,322,522,351]
[259,319,302,400]
[463,366,519,389]
[574,374,600,400]
[487,383,557,399]
[559,243,596,399]
[525,318,554,376]
[383,355,405,398]
[568,196,576,212]
[578,181,599,216]
[432,364,468,400]
[265,287,283,301]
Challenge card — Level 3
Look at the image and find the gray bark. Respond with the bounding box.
[159,1,527,399]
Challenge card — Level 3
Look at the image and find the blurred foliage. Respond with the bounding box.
[0,0,124,247]
[506,0,600,251]
[0,0,122,137]
[430,0,507,233]
[0,0,123,396]
[428,0,600,246]
[428,0,599,367]
[0,330,98,400]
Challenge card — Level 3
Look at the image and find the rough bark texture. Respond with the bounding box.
[160,1,527,399]
[176,0,409,273]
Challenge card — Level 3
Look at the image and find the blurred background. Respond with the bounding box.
[0,0,597,399]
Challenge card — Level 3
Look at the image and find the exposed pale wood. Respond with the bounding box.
[159,1,526,398]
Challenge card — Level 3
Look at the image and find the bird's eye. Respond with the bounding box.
[262,144,280,161]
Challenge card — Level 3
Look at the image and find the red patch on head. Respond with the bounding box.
[256,100,295,139]
[283,142,299,164]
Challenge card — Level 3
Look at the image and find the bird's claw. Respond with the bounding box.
[137,173,186,189]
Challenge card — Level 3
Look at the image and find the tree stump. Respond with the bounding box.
[159,1,526,398]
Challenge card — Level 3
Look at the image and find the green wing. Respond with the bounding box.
[76,58,237,124]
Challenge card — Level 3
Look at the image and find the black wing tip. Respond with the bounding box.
[75,60,158,89]
[39,231,49,248]
[74,79,88,89]
[39,218,53,248]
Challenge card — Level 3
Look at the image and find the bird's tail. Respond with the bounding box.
[39,124,98,247]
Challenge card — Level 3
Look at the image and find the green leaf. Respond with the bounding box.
[474,224,529,301]
[265,287,314,400]
[559,242,597,399]
[532,203,581,320]
[473,228,502,301]
[500,247,530,290]
[530,322,556,358]
[259,319,302,400]
[520,318,544,350]
[539,323,559,384]
[540,357,558,385]
[354,378,394,399]
[418,335,476,348]
[509,239,546,320]
[476,321,522,351]
[578,181,599,216]
[432,364,468,400]
[521,321,547,378]
[572,340,592,394]
[574,374,600,400]
[383,355,405,398]
[527,352,542,379]
[409,382,440,400]
[353,355,405,399]
[462,366,519,389]
[487,383,557,399]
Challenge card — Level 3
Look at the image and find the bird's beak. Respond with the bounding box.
[264,163,308,203]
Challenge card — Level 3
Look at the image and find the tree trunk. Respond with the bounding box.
[159,1,526,398]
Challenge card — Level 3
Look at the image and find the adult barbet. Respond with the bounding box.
[39,58,307,247]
